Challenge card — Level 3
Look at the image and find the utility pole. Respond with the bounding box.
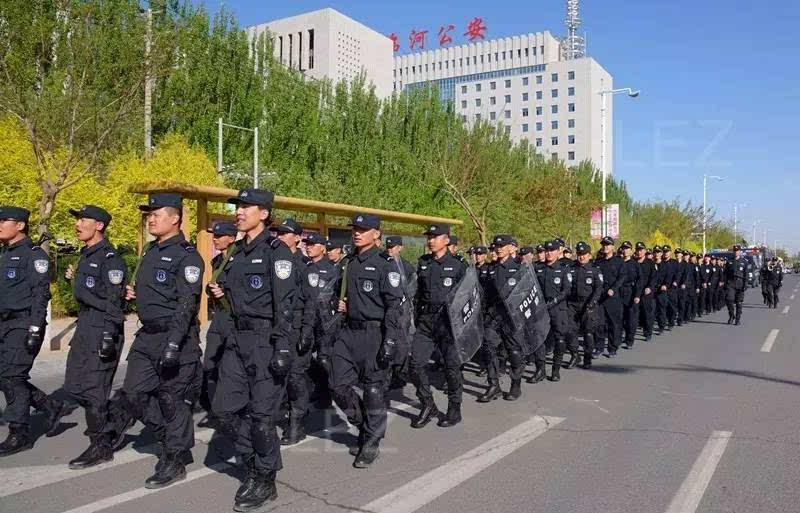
[144,7,153,157]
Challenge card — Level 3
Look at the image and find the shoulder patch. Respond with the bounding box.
[184,266,201,283]
[275,260,292,280]
[34,259,49,274]
[108,269,124,285]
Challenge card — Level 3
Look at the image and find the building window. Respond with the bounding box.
[461,85,467,94]
[568,135,575,144]
[552,73,558,82]
[568,103,575,112]
[568,87,575,96]
[412,65,415,74]
[475,113,481,120]
[536,138,542,146]
[536,122,542,131]
[459,58,463,66]
[568,151,575,160]
[445,60,449,69]
[533,47,537,56]
[488,53,491,62]
[476,83,482,92]
[522,92,529,101]
[568,71,575,80]
[490,111,496,120]
[495,52,498,61]
[480,55,484,63]
[505,79,511,88]
[461,100,467,109]
[551,137,558,145]
[551,120,558,129]
[308,29,315,69]
[540,45,544,54]
[490,96,496,105]
[536,75,543,84]
[525,48,529,57]
[536,106,543,115]
[490,81,496,90]
[551,89,558,98]
[475,98,482,107]
[568,118,575,128]
[502,51,506,60]
[473,56,477,64]
[551,105,558,114]
[536,91,543,100]
[551,152,558,161]
[522,123,529,132]
[522,108,529,117]
[505,126,511,135]
[461,115,467,122]
[505,110,511,119]
[505,94,511,103]
[522,77,529,86]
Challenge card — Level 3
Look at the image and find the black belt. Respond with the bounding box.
[233,316,272,331]
[346,320,382,330]
[0,310,30,321]
[141,319,171,334]
[418,303,445,315]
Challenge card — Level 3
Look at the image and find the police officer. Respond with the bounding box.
[535,244,546,268]
[635,242,657,342]
[566,242,603,369]
[661,245,680,330]
[686,253,700,320]
[594,237,626,357]
[327,239,345,268]
[410,224,467,428]
[537,240,571,381]
[519,246,534,264]
[674,249,688,326]
[381,236,416,393]
[0,206,67,456]
[199,221,237,424]
[106,193,203,488]
[619,241,642,349]
[764,257,783,308]
[207,189,296,509]
[699,254,713,316]
[479,234,530,401]
[55,205,126,468]
[332,213,402,468]
[724,245,749,325]
[652,246,670,335]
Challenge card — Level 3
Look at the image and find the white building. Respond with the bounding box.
[394,31,613,170]
[248,8,394,99]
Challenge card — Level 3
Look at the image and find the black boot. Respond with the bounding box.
[550,344,564,381]
[69,435,113,469]
[410,401,439,429]
[477,380,502,402]
[526,363,546,383]
[110,414,137,452]
[144,450,187,489]
[503,379,522,401]
[566,351,581,369]
[234,470,278,511]
[42,398,68,437]
[582,353,592,369]
[235,458,258,504]
[349,427,364,457]
[353,437,380,469]
[0,426,32,457]
[280,415,307,445]
[437,401,462,427]
[727,314,734,324]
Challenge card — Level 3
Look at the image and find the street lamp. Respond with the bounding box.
[733,203,747,243]
[702,174,724,256]
[752,219,760,247]
[599,87,640,236]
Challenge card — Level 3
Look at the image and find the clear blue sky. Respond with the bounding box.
[201,0,799,254]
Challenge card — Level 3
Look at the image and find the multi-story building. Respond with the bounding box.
[394,31,613,169]
[248,8,394,99]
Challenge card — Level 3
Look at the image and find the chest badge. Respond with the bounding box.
[363,280,374,292]
[554,277,561,284]
[250,275,263,289]
[443,277,453,287]
[507,278,517,287]
[6,268,16,279]
[586,277,593,284]
[155,269,168,283]
[85,276,96,288]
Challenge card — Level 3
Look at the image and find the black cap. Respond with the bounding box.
[423,223,450,236]
[653,246,663,253]
[519,246,534,255]
[326,239,343,251]
[69,205,112,225]
[535,244,545,253]
[555,237,566,248]
[732,244,742,251]
[139,193,182,212]
[544,240,559,251]
[662,244,672,251]
[207,221,237,236]
[386,236,403,248]
[474,246,488,255]
[227,188,274,209]
[675,248,684,255]
[448,235,459,246]
[635,241,647,250]
[564,247,573,254]
[600,236,614,246]
[274,218,303,235]
[466,246,475,255]
[493,234,514,247]
[349,213,381,230]
[575,241,591,255]
[303,232,327,245]
[620,240,633,250]
[0,206,30,222]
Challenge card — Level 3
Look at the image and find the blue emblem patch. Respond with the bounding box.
[85,276,96,288]
[155,270,168,283]
[5,268,16,279]
[250,275,263,289]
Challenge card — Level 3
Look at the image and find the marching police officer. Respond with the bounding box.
[715,257,727,312]
[332,213,403,468]
[537,240,572,380]
[566,242,604,369]
[619,241,642,349]
[410,224,467,429]
[0,206,66,456]
[107,193,204,488]
[686,253,700,321]
[724,245,749,325]
[675,249,688,326]
[535,244,546,269]
[199,221,237,424]
[57,205,126,468]
[207,189,297,509]
[652,247,670,335]
[382,235,415,392]
[519,246,535,264]
[699,254,713,315]
[635,242,658,342]
[594,237,626,357]
[327,239,345,269]
[764,257,783,308]
[660,245,680,330]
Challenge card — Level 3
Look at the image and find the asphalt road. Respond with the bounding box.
[2,277,799,513]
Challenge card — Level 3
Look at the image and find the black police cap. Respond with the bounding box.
[0,206,31,222]
[620,240,633,250]
[474,246,488,255]
[139,193,183,212]
[493,234,514,247]
[349,213,381,230]
[732,244,742,251]
[675,248,684,255]
[423,223,450,236]
[302,232,327,245]
[600,236,615,246]
[69,205,112,226]
[653,246,663,253]
[635,241,647,250]
[274,218,303,235]
[326,239,343,250]
[227,188,274,209]
[555,237,566,247]
[207,221,237,236]
[662,244,672,251]
[575,241,591,255]
[448,235,459,246]
[544,240,559,251]
[535,244,546,253]
[386,235,403,248]
[519,246,534,255]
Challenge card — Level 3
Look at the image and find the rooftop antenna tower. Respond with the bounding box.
[561,0,586,60]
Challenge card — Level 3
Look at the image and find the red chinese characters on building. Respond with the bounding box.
[409,29,428,50]
[463,17,487,41]
[438,24,455,47]
[388,32,400,52]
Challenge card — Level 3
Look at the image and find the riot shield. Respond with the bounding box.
[393,256,416,365]
[500,262,550,352]
[446,266,484,364]
[317,269,342,332]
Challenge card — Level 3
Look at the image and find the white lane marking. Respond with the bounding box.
[0,428,214,498]
[352,416,565,513]
[661,391,729,401]
[663,430,732,513]
[568,396,611,414]
[761,329,780,352]
[790,295,795,300]
[59,401,416,513]
[782,306,790,314]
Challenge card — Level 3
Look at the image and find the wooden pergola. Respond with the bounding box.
[128,181,462,323]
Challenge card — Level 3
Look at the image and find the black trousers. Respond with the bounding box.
[621,290,639,344]
[410,311,462,406]
[666,289,679,326]
[600,296,623,351]
[639,293,656,337]
[482,321,526,382]
[655,291,669,330]
[201,311,232,409]
[725,286,745,320]
[0,319,49,429]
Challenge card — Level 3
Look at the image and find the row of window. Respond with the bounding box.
[458,72,576,92]
[463,99,576,114]
[464,113,577,128]
[395,46,550,77]
[465,86,576,99]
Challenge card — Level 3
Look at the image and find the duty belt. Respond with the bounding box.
[418,303,445,315]
[233,316,272,331]
[0,310,30,322]
[346,319,382,330]
[140,319,171,334]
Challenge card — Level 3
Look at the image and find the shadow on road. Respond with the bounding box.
[623,363,800,388]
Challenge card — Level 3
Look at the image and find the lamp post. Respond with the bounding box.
[217,118,259,187]
[733,203,747,243]
[702,174,724,255]
[599,87,640,236]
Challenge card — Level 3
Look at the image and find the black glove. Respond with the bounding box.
[297,331,314,355]
[377,338,397,368]
[160,341,181,369]
[99,331,117,360]
[25,326,43,354]
[271,348,291,377]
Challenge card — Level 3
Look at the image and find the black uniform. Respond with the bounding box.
[621,258,643,346]
[715,262,726,311]
[724,256,749,323]
[536,261,571,378]
[594,255,626,354]
[638,257,658,339]
[764,263,783,308]
[699,262,713,315]
[566,260,603,366]
[306,257,338,406]
[685,261,699,320]
[410,252,466,419]
[201,251,233,412]
[661,258,680,327]
[63,238,126,455]
[653,259,670,333]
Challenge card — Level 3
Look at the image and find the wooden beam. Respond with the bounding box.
[196,199,211,325]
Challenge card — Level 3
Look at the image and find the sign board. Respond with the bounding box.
[606,203,620,239]
[590,208,602,240]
